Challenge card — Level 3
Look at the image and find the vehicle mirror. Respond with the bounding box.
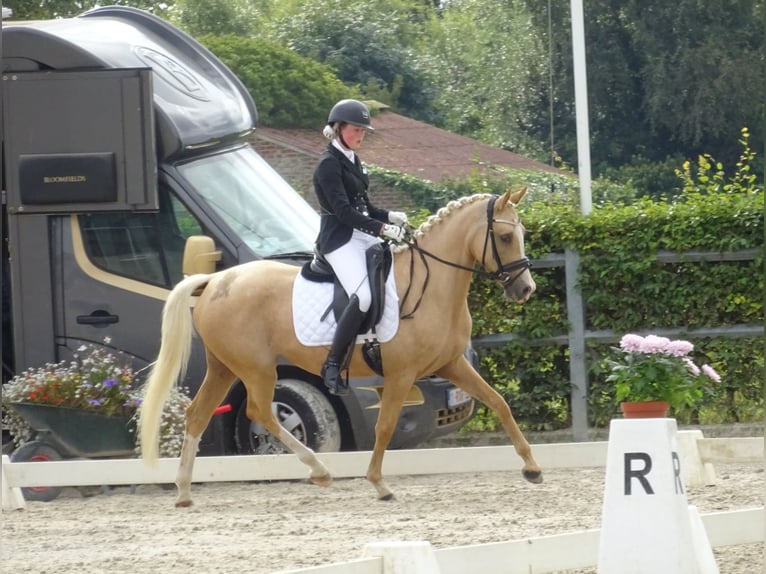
[182,236,221,276]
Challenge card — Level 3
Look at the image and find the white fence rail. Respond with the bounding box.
[4,433,761,498]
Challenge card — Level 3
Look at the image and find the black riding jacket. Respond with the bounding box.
[313,144,389,255]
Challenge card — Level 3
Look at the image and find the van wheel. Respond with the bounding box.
[10,441,64,502]
[236,379,341,455]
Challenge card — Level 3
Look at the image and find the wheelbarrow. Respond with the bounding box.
[9,402,136,501]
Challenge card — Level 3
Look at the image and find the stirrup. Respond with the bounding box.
[322,361,349,396]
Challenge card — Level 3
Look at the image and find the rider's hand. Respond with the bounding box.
[388,211,409,226]
[380,224,406,243]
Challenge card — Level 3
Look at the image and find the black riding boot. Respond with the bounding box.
[322,295,365,396]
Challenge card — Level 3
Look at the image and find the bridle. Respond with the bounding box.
[399,195,531,319]
[479,195,533,285]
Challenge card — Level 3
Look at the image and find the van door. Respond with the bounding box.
[54,183,209,379]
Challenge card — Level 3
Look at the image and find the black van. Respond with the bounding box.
[1,6,474,457]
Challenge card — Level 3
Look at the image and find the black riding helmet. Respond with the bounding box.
[327,99,374,130]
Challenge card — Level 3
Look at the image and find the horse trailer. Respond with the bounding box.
[1,6,474,458]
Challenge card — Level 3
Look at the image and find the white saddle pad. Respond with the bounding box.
[292,267,400,346]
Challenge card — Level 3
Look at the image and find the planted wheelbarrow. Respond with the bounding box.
[9,402,136,501]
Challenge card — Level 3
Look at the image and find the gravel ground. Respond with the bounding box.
[2,437,763,573]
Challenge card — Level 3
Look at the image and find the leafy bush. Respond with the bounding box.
[2,341,191,457]
[199,34,356,128]
[2,343,140,447]
[598,154,686,200]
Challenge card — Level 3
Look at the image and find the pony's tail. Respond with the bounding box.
[139,274,211,464]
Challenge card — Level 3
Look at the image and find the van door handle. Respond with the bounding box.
[76,311,119,325]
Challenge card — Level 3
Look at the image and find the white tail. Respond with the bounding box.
[138,274,211,464]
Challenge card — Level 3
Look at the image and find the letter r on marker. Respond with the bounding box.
[624,452,654,495]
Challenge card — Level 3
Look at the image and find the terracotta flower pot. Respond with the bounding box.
[620,400,670,419]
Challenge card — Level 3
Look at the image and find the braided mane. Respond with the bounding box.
[393,194,492,254]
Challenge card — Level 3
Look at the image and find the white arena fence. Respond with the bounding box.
[2,432,763,573]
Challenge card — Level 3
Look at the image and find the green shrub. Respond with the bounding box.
[199,34,356,128]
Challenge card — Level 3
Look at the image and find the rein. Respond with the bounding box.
[399,195,531,319]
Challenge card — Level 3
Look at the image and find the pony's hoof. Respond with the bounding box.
[379,493,395,501]
[175,499,194,508]
[310,473,333,488]
[522,469,543,484]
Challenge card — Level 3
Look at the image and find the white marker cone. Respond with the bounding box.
[688,505,719,574]
[597,418,699,573]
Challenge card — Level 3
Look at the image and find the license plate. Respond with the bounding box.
[446,387,471,408]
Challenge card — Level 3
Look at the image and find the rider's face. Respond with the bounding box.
[339,124,367,151]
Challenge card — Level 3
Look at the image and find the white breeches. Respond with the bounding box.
[325,230,383,313]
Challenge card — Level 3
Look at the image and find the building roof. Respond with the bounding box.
[254,108,565,182]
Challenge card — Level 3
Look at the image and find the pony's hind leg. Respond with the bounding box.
[436,356,543,484]
[175,353,237,507]
[241,372,333,487]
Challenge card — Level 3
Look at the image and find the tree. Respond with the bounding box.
[199,35,356,128]
[5,0,174,20]
[172,0,256,36]
[524,0,764,174]
[259,0,442,122]
[420,0,549,159]
[624,0,763,166]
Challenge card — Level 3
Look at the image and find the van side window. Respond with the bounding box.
[80,185,202,287]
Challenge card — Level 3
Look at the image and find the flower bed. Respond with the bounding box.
[2,340,190,457]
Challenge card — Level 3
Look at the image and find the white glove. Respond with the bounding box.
[380,224,406,243]
[388,211,409,226]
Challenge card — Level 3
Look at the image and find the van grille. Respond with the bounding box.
[436,401,474,427]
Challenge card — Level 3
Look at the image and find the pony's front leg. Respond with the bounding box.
[436,356,543,484]
[274,427,332,487]
[366,378,412,500]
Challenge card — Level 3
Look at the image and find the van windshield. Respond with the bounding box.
[178,146,319,257]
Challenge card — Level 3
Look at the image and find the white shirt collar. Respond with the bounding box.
[332,138,355,164]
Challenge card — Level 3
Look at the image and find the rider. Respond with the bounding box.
[313,99,408,395]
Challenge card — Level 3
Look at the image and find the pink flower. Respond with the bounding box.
[666,339,694,357]
[619,334,644,352]
[641,335,671,354]
[684,358,701,376]
[702,364,721,382]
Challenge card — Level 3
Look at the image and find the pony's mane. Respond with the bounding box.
[393,193,492,253]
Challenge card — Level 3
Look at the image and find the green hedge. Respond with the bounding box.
[198,34,356,128]
[472,190,764,430]
[371,148,763,430]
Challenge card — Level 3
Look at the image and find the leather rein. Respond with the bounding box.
[398,195,531,319]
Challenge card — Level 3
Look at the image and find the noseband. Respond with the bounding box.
[399,195,531,318]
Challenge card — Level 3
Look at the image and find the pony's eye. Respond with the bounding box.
[499,233,513,244]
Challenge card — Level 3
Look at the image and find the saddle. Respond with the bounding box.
[300,243,393,375]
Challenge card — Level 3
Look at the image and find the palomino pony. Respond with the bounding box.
[139,187,542,507]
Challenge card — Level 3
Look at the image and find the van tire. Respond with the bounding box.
[10,441,64,501]
[235,378,341,455]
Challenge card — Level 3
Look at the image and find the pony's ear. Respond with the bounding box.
[498,187,528,209]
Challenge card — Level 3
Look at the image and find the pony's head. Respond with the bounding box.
[480,187,536,303]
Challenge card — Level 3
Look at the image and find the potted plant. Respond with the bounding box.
[1,339,190,458]
[606,334,721,418]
